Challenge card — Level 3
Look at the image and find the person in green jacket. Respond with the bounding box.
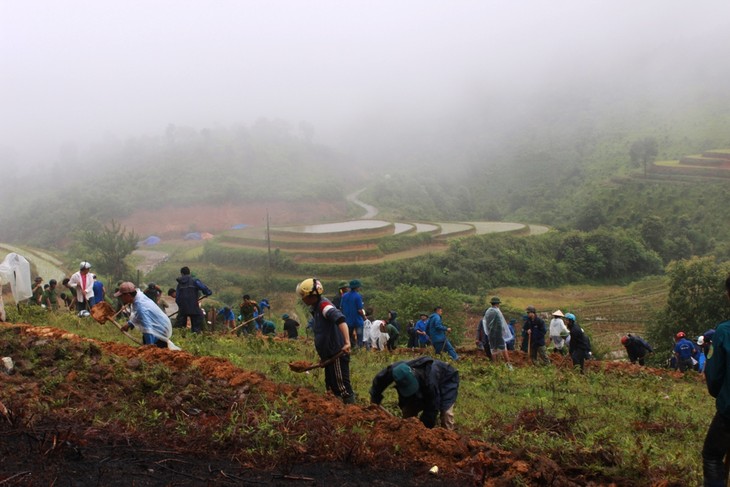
[385,320,400,351]
[702,275,730,487]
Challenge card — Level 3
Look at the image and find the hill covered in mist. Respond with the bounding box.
[3,76,730,261]
[0,120,350,246]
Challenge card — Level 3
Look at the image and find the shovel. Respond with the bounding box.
[288,350,346,373]
[90,302,143,345]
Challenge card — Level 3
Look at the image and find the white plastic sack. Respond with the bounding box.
[0,253,32,303]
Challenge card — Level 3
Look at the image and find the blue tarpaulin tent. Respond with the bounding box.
[140,235,161,246]
[184,232,202,241]
[231,224,248,230]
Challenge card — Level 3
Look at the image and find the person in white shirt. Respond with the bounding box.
[549,310,570,354]
[67,261,94,313]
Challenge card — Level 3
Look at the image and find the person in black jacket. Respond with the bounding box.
[525,306,550,366]
[174,266,212,333]
[566,313,591,373]
[621,334,653,365]
[370,356,459,430]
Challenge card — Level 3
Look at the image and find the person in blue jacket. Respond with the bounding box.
[621,334,653,365]
[340,279,365,348]
[506,319,517,351]
[673,331,697,372]
[217,306,236,330]
[370,357,459,430]
[427,306,458,361]
[702,275,730,486]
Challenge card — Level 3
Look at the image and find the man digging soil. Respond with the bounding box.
[116,282,181,350]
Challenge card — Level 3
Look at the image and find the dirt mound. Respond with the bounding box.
[0,324,591,486]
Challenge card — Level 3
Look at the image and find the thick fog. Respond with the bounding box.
[2,0,729,175]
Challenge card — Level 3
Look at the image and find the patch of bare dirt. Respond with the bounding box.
[118,201,347,239]
[0,324,589,487]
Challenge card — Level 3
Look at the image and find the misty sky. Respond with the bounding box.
[2,0,729,171]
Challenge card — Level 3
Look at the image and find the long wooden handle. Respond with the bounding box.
[229,314,262,334]
[108,318,143,345]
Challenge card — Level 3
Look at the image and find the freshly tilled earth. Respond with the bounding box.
[0,323,679,486]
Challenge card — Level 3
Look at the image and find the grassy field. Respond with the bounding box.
[3,299,707,485]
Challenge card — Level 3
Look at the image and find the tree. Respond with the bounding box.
[647,257,730,358]
[629,137,658,178]
[77,220,139,282]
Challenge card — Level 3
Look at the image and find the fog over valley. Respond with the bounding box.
[2,0,730,197]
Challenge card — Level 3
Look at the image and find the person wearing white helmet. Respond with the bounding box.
[67,261,94,312]
[296,278,354,404]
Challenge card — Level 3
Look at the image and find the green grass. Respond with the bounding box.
[5,304,710,485]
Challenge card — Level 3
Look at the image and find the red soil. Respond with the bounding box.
[118,201,347,239]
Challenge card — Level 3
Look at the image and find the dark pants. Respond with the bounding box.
[324,353,355,404]
[571,350,589,373]
[629,353,647,366]
[175,313,205,333]
[678,357,694,372]
[480,335,493,360]
[702,412,730,487]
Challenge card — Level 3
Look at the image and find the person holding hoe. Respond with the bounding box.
[296,278,355,404]
[116,282,180,350]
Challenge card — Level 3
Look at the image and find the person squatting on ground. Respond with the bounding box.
[340,279,366,348]
[369,356,459,430]
[174,266,212,333]
[427,306,459,361]
[116,282,180,350]
[702,275,730,487]
[68,261,94,312]
[524,306,550,366]
[481,296,511,365]
[674,331,697,372]
[621,334,653,365]
[565,313,591,373]
[549,310,570,354]
[296,278,355,404]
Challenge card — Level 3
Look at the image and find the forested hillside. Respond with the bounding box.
[0,120,348,246]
